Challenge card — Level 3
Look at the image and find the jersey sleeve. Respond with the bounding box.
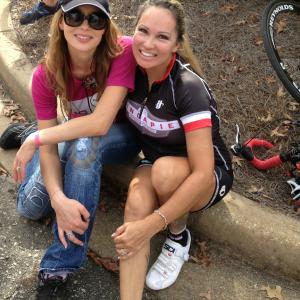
[176,74,212,132]
[106,36,136,92]
[31,65,57,120]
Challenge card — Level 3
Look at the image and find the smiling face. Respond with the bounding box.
[133,6,179,80]
[59,5,106,57]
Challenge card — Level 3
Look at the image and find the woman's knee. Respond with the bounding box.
[151,157,190,196]
[124,178,155,222]
[16,187,51,220]
[66,137,101,169]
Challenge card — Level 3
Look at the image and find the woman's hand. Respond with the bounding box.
[112,219,155,260]
[12,133,36,182]
[51,191,90,248]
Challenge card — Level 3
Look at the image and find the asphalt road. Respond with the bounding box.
[0,176,160,299]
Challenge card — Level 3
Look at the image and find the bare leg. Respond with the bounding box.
[151,156,215,230]
[145,157,215,290]
[120,166,158,300]
[43,0,58,7]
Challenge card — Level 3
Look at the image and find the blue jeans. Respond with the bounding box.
[16,123,140,273]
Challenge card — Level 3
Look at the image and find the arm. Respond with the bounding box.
[13,86,127,182]
[40,85,128,143]
[143,127,215,234]
[38,119,90,248]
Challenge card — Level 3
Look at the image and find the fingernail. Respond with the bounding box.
[111,233,115,237]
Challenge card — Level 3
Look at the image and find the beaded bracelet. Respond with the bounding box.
[154,209,168,231]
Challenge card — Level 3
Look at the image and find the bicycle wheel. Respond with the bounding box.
[261,0,300,102]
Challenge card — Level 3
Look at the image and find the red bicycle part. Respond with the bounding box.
[244,138,283,170]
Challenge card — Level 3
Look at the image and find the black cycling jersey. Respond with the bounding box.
[126,54,232,171]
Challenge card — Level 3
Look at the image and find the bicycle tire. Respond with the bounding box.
[261,0,300,102]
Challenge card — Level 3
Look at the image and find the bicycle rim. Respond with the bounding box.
[261,0,300,102]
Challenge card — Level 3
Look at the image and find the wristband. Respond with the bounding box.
[34,131,41,148]
[154,209,168,231]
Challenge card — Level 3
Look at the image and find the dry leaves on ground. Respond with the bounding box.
[232,156,244,168]
[190,241,211,266]
[199,289,212,300]
[0,165,9,177]
[0,100,27,123]
[87,248,119,273]
[260,285,284,300]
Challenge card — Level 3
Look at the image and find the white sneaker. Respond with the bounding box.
[146,229,191,290]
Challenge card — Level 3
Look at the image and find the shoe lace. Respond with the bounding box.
[17,122,37,139]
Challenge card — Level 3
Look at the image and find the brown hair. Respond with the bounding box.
[41,9,122,116]
[136,0,203,76]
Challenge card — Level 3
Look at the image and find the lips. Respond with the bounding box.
[140,50,156,58]
[75,34,93,42]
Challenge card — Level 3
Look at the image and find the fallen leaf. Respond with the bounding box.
[234,20,246,26]
[288,101,299,112]
[234,65,245,73]
[11,113,26,123]
[247,185,264,194]
[87,248,119,273]
[277,87,286,98]
[200,10,212,17]
[219,74,227,81]
[221,53,235,63]
[270,125,288,137]
[262,194,273,200]
[282,114,292,121]
[260,285,284,300]
[220,3,237,13]
[275,19,286,33]
[265,75,277,84]
[232,156,244,167]
[199,289,212,300]
[259,112,273,122]
[253,36,263,46]
[248,14,259,25]
[123,15,136,20]
[190,241,211,266]
[0,166,9,177]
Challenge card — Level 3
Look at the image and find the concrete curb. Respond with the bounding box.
[1,0,299,281]
[0,0,35,120]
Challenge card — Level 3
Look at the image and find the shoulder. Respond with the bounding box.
[31,63,52,90]
[117,36,133,56]
[174,60,212,104]
[32,64,46,79]
[118,35,133,48]
[111,36,134,63]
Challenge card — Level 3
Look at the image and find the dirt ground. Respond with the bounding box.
[9,0,300,218]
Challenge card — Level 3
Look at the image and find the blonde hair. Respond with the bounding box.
[136,0,203,76]
[41,9,121,116]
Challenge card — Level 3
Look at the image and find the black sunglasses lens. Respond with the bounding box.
[64,10,83,27]
[64,9,107,30]
[88,13,107,30]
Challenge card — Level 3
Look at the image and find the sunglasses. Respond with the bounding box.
[63,9,108,30]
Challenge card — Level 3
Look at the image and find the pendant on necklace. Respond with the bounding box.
[82,75,98,90]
